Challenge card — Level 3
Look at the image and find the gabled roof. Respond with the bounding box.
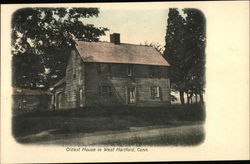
[75,41,170,66]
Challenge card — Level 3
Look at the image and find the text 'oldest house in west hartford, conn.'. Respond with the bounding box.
[51,33,171,109]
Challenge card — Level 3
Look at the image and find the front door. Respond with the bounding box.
[128,87,136,104]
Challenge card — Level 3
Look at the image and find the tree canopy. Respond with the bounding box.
[163,8,206,104]
[12,7,108,89]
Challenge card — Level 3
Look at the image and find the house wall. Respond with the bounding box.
[53,84,66,109]
[85,63,171,107]
[54,48,170,109]
[54,49,86,109]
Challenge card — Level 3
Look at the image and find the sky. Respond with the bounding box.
[83,9,169,47]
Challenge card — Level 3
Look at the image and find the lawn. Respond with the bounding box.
[100,125,204,146]
[12,104,205,145]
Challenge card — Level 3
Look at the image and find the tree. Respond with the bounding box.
[163,8,206,104]
[11,7,108,89]
[163,8,187,105]
[142,41,164,54]
[182,9,206,104]
[12,53,45,88]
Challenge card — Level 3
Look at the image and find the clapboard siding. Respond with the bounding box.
[53,48,170,109]
[84,62,170,107]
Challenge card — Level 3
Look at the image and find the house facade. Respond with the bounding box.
[51,33,171,109]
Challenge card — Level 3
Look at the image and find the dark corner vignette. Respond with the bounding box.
[11,7,206,147]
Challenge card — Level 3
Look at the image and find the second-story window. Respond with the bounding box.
[97,64,111,78]
[149,66,161,78]
[127,65,134,76]
[107,65,111,78]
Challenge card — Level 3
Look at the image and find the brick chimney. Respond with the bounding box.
[110,33,120,44]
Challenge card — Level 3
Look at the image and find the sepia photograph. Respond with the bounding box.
[1,1,249,163]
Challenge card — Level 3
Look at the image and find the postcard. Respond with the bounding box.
[1,1,249,163]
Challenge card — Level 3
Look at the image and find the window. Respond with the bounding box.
[128,87,136,104]
[156,68,162,78]
[22,99,27,109]
[18,99,26,109]
[107,65,111,78]
[97,64,101,74]
[97,64,111,78]
[149,67,161,78]
[127,65,134,76]
[151,86,161,98]
[101,86,112,97]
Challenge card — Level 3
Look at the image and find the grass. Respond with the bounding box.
[12,104,205,145]
[100,126,205,146]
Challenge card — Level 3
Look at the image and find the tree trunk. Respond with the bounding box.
[179,91,185,105]
[186,92,194,104]
[195,94,198,103]
[199,93,204,104]
[186,92,190,104]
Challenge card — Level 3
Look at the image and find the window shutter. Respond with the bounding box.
[150,86,154,99]
[132,65,134,76]
[159,87,163,101]
[125,86,128,104]
[156,86,159,97]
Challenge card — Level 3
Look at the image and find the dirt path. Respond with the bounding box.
[28,124,203,145]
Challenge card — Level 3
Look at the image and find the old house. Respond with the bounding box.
[51,33,170,109]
